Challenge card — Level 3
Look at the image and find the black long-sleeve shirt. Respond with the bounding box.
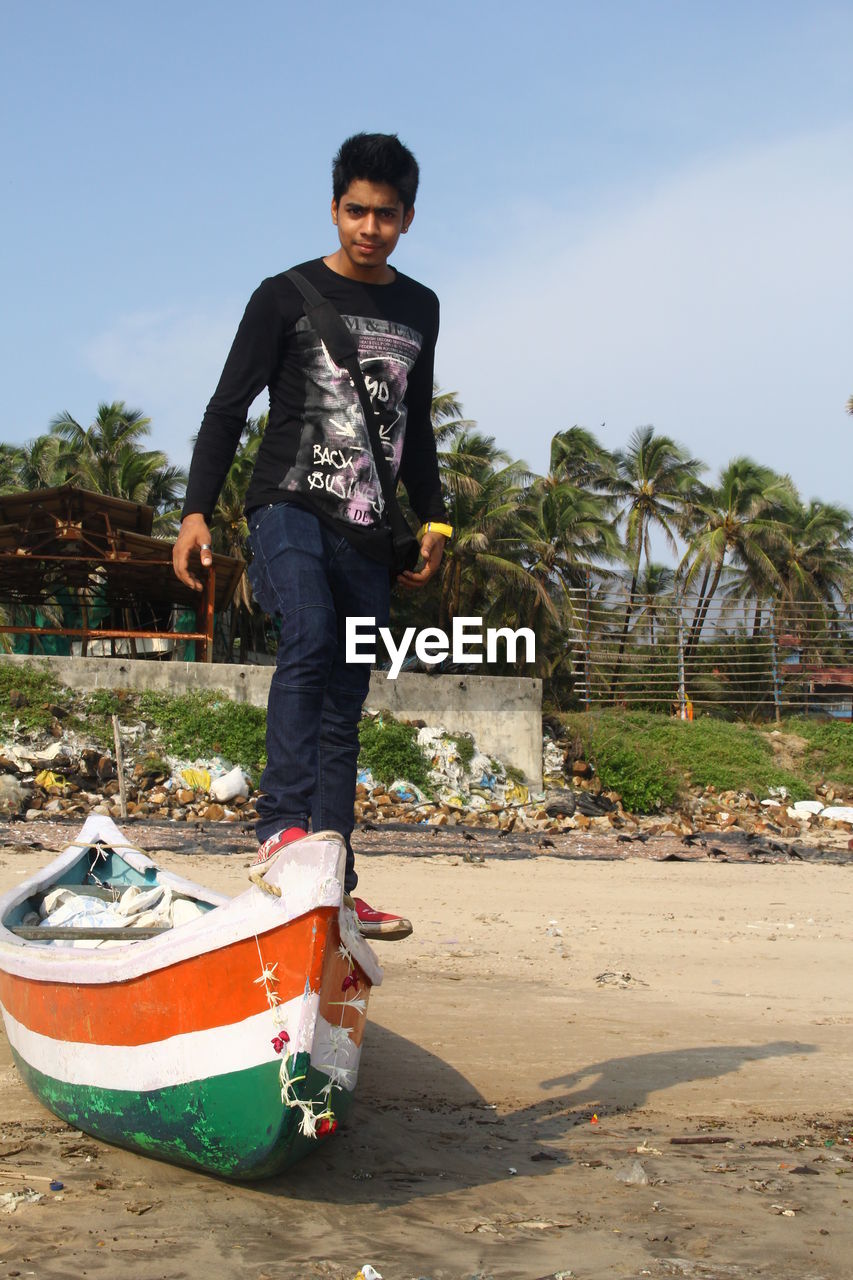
[182,258,446,563]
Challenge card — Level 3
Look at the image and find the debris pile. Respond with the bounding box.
[0,714,623,836]
[0,695,850,846]
[636,782,853,842]
[0,738,257,826]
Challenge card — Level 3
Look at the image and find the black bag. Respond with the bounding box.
[285,269,421,577]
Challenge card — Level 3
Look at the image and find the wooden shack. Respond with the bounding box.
[0,485,244,662]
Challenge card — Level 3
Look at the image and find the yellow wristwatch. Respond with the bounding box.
[418,521,454,539]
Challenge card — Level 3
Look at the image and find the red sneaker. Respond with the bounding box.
[251,826,307,870]
[350,896,413,942]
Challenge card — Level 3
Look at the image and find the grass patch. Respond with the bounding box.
[138,753,172,777]
[136,691,267,774]
[0,662,63,735]
[75,687,126,748]
[449,733,475,768]
[87,689,121,718]
[775,718,853,789]
[563,711,813,812]
[357,716,432,791]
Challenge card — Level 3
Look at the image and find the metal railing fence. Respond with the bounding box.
[565,588,853,720]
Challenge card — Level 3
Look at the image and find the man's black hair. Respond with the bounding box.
[332,133,420,211]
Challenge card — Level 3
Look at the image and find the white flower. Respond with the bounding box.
[253,963,279,987]
[329,997,366,1015]
[298,1107,318,1138]
[328,1024,353,1049]
[321,1063,355,1089]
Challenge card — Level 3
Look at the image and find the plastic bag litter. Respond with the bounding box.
[210,765,250,803]
[1,1190,43,1213]
[353,1268,382,1280]
[792,800,824,816]
[505,781,529,805]
[468,750,495,780]
[821,806,853,824]
[0,745,33,774]
[0,775,26,812]
[437,790,467,809]
[418,726,467,786]
[615,1159,649,1185]
[389,778,425,804]
[180,767,211,792]
[34,770,69,791]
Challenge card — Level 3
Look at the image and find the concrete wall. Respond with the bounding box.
[0,655,543,786]
[364,671,542,787]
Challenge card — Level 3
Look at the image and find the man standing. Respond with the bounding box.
[173,133,451,939]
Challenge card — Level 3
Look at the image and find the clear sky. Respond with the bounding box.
[2,1,851,507]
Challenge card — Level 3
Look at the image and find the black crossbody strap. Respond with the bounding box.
[285,269,401,518]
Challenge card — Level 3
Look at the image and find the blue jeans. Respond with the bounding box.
[247,503,390,892]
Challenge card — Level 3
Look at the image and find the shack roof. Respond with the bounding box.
[0,484,244,616]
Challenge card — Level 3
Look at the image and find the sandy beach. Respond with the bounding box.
[0,823,851,1280]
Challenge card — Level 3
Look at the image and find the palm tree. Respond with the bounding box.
[519,478,620,590]
[511,478,620,688]
[111,448,186,536]
[436,430,542,628]
[632,562,677,647]
[430,385,474,445]
[548,426,617,494]
[200,414,266,659]
[680,459,790,659]
[50,401,153,494]
[143,461,189,538]
[0,444,24,494]
[607,426,703,693]
[776,498,853,604]
[770,497,853,665]
[2,434,70,492]
[49,401,185,533]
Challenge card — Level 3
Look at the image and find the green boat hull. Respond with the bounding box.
[11,1048,353,1179]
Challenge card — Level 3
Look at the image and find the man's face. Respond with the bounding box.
[331,179,414,279]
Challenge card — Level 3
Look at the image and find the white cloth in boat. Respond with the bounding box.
[31,884,204,948]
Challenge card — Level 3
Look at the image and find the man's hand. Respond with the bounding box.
[398,531,447,590]
[172,514,214,591]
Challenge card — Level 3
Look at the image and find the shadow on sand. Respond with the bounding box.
[257,1025,816,1204]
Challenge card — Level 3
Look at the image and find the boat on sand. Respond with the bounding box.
[0,814,382,1179]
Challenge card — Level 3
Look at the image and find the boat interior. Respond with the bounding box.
[3,841,218,944]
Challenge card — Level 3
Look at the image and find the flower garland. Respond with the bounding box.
[254,929,363,1140]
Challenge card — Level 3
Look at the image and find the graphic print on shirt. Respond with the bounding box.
[279,315,423,527]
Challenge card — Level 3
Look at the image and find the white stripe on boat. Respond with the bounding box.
[2,996,362,1093]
